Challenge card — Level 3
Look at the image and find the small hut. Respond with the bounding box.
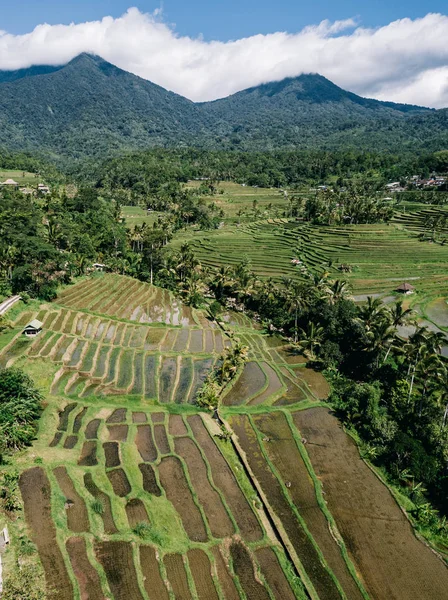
[92,263,106,271]
[22,319,43,337]
[0,178,18,188]
[396,282,415,295]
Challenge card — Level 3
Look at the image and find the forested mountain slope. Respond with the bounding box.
[0,52,446,159]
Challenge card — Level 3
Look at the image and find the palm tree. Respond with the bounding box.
[296,322,324,360]
[283,279,308,343]
[366,320,396,366]
[211,266,234,301]
[389,300,413,327]
[327,279,352,305]
[433,367,448,427]
[357,296,388,331]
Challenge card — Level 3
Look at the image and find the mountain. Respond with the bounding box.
[0,53,446,159]
[0,54,205,159]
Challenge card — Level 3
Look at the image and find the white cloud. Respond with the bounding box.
[0,8,448,107]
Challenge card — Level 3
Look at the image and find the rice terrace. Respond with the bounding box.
[2,18,448,599]
[0,271,446,599]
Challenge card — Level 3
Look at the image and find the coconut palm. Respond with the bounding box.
[365,319,397,366]
[327,279,352,305]
[389,300,413,327]
[357,296,388,331]
[296,322,324,360]
[283,279,308,343]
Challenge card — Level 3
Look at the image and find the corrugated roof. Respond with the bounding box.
[24,319,43,329]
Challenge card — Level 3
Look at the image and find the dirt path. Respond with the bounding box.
[294,407,448,600]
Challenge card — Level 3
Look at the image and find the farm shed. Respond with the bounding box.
[396,282,415,295]
[22,319,43,337]
[0,179,18,187]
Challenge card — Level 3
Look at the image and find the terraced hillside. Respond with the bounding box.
[175,217,448,295]
[3,273,448,599]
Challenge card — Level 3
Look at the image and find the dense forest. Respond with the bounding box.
[1,53,448,159]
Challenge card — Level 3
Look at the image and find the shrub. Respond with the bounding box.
[91,499,104,515]
[133,522,151,539]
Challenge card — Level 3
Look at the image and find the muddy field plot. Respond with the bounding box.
[13,273,448,600]
[294,407,448,600]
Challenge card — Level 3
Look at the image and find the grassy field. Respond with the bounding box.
[0,169,39,185]
[186,181,290,221]
[121,206,163,229]
[2,274,448,599]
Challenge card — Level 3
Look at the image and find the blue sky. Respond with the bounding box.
[2,0,448,39]
[1,4,448,108]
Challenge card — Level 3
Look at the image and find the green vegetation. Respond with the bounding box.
[0,368,42,454]
[2,54,448,159]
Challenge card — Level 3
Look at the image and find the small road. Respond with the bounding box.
[0,295,21,315]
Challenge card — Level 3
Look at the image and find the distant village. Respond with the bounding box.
[385,175,447,193]
[0,178,50,195]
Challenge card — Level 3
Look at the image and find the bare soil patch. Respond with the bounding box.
[229,414,340,600]
[164,554,193,599]
[132,411,147,423]
[107,468,132,497]
[295,367,330,399]
[223,362,266,406]
[49,431,63,447]
[294,408,448,600]
[255,547,297,600]
[54,466,90,532]
[84,473,117,534]
[63,434,78,449]
[107,408,127,423]
[66,537,105,600]
[85,418,101,439]
[253,412,363,600]
[154,424,171,454]
[135,425,157,462]
[72,406,88,433]
[126,498,150,527]
[175,437,234,538]
[187,549,220,600]
[78,441,98,466]
[139,546,170,600]
[104,441,120,468]
[19,467,74,600]
[139,463,161,496]
[151,412,165,423]
[159,456,208,542]
[95,541,145,600]
[169,414,188,436]
[57,402,77,431]
[230,541,270,600]
[211,546,240,600]
[188,414,263,542]
[108,424,129,442]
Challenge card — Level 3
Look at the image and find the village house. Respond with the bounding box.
[22,319,43,337]
[37,183,50,194]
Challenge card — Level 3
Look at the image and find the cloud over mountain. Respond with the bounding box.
[0,7,448,107]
